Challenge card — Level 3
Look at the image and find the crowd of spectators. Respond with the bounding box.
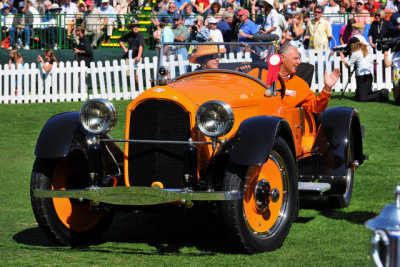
[147,0,400,61]
[0,0,399,53]
[0,0,135,49]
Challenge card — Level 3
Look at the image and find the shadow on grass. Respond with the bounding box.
[13,206,244,255]
[300,196,377,225]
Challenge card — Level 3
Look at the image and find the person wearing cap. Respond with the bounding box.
[189,44,226,70]
[118,21,144,62]
[340,38,389,102]
[368,9,389,49]
[79,0,106,48]
[206,16,224,44]
[304,5,332,51]
[388,0,400,37]
[61,0,77,37]
[9,1,34,49]
[99,0,116,43]
[237,9,259,43]
[350,0,371,24]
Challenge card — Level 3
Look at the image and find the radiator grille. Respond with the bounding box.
[128,100,191,188]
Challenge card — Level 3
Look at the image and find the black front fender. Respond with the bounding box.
[35,112,82,158]
[230,116,295,166]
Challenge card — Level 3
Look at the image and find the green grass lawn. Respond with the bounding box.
[0,94,399,266]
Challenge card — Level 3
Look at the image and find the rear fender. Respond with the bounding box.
[230,116,295,166]
[315,107,364,177]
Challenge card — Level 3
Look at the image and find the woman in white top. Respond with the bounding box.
[340,40,388,102]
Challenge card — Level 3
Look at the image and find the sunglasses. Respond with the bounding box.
[207,53,221,60]
[375,14,381,17]
[314,11,322,13]
[356,3,363,5]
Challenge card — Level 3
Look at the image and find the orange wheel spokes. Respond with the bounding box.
[243,152,288,235]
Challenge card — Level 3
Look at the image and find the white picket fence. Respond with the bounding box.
[0,49,393,104]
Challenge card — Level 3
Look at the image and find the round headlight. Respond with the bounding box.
[196,101,234,137]
[79,99,117,134]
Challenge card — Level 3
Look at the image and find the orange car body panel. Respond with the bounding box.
[123,70,316,186]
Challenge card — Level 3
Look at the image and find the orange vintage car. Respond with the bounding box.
[31,43,366,253]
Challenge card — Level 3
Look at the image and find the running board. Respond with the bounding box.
[298,182,331,194]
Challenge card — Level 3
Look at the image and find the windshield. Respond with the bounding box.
[157,42,276,79]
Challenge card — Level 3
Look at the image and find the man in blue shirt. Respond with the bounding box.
[159,2,180,26]
[237,9,259,42]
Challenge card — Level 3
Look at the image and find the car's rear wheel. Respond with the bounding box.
[221,137,298,253]
[329,129,355,208]
[30,151,114,246]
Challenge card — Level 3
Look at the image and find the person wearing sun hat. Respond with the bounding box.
[189,44,226,70]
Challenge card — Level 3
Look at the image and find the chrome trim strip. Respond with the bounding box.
[34,186,242,205]
[99,139,213,145]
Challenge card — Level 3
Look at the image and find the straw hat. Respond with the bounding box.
[352,22,365,30]
[189,45,226,64]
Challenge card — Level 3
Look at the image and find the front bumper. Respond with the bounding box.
[34,186,242,206]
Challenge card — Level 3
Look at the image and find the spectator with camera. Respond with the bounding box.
[368,9,389,49]
[384,47,400,105]
[340,38,389,102]
[252,0,280,43]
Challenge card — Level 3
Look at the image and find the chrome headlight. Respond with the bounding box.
[196,101,234,137]
[79,99,117,134]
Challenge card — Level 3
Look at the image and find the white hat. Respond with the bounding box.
[208,17,218,24]
[262,0,274,7]
[102,0,109,3]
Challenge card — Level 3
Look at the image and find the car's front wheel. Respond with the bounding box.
[221,137,298,253]
[30,151,114,246]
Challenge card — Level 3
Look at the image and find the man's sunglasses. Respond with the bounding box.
[314,11,322,13]
[356,3,363,5]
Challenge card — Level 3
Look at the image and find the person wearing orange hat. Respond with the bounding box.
[189,45,226,70]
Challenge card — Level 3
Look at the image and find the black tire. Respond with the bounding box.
[30,151,114,246]
[221,137,298,253]
[329,129,355,209]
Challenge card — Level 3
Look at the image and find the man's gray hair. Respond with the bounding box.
[277,44,296,56]
[223,11,234,20]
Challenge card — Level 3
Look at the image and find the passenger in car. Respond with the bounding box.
[277,44,341,113]
[189,44,226,70]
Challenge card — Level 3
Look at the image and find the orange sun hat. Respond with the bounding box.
[189,45,226,64]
